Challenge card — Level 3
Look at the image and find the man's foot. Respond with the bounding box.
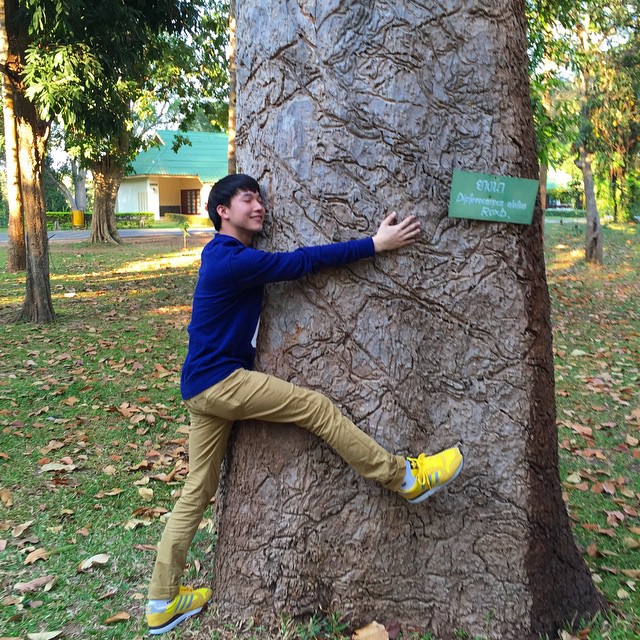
[398,446,464,504]
[146,585,213,635]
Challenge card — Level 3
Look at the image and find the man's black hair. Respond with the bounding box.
[207,173,261,231]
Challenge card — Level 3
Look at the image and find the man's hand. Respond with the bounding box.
[372,212,421,253]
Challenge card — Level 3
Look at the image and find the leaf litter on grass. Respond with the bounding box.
[1,228,639,639]
[548,223,640,638]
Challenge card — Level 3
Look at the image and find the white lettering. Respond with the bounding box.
[481,206,507,218]
[476,179,506,194]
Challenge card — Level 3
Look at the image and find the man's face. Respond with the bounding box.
[217,189,265,243]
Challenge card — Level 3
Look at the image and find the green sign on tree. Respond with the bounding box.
[448,170,539,225]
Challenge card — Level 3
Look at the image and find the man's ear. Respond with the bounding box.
[217,204,229,220]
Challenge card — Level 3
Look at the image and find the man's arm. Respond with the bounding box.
[372,212,421,253]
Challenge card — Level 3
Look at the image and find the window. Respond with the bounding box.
[181,190,200,215]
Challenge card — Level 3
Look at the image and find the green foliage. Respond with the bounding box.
[44,211,154,229]
[166,213,214,228]
[21,1,229,170]
[527,0,640,224]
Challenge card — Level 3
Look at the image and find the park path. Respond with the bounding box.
[0,227,215,245]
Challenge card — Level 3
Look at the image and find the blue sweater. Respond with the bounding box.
[180,233,376,400]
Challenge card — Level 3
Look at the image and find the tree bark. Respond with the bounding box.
[539,162,547,211]
[89,153,124,244]
[45,159,87,212]
[1,0,25,272]
[212,2,606,639]
[576,146,603,263]
[227,0,237,174]
[72,159,88,211]
[15,109,54,323]
[2,0,54,322]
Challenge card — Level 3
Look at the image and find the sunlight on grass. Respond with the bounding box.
[546,243,584,273]
[117,248,203,274]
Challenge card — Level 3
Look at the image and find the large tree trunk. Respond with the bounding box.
[576,145,603,263]
[1,0,26,272]
[90,154,124,244]
[212,2,606,639]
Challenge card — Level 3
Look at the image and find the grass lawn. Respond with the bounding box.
[0,222,639,640]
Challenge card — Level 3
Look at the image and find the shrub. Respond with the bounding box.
[165,213,213,228]
[545,208,586,219]
[45,211,155,230]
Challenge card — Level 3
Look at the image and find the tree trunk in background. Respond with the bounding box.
[45,159,88,211]
[2,77,25,271]
[576,146,603,263]
[1,0,25,272]
[213,2,606,639]
[15,109,54,323]
[226,0,237,173]
[2,0,54,322]
[90,154,124,244]
[72,160,88,211]
[539,162,547,211]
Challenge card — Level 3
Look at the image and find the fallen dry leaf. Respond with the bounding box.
[352,621,389,640]
[26,631,63,640]
[24,548,49,565]
[138,487,154,501]
[77,553,110,572]
[40,462,76,473]
[13,520,34,538]
[103,610,130,625]
[15,575,56,594]
[0,488,13,507]
[621,569,640,578]
[623,537,640,550]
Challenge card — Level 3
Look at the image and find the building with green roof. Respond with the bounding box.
[116,130,228,220]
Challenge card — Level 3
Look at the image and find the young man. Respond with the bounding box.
[145,174,464,635]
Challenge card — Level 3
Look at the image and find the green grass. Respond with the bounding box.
[0,222,639,639]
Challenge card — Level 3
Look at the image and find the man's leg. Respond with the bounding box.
[202,368,463,503]
[148,410,232,600]
[195,368,406,490]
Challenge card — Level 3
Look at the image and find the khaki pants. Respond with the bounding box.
[148,368,406,599]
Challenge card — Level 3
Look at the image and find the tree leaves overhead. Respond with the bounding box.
[20,0,229,162]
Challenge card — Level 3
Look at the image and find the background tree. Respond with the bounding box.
[1,0,25,271]
[1,0,54,322]
[212,1,605,639]
[527,0,639,260]
[23,0,228,244]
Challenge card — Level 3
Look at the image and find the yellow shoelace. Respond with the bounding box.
[407,453,436,488]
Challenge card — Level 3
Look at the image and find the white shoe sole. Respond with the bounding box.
[407,457,464,504]
[148,606,203,635]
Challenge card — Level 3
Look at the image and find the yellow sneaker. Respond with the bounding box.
[146,585,212,635]
[399,447,464,504]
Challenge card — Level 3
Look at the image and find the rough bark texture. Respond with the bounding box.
[576,146,603,264]
[14,99,54,323]
[2,0,54,322]
[227,0,237,173]
[90,154,124,245]
[212,2,606,639]
[1,0,26,272]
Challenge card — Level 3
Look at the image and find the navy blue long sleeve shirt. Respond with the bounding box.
[180,233,375,400]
